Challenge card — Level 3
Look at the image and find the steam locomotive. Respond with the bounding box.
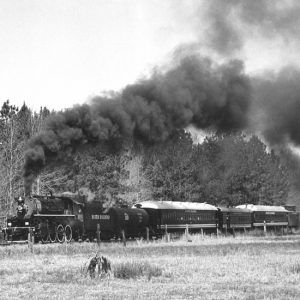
[2,193,300,243]
[2,193,149,242]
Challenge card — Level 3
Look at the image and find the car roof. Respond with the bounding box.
[134,201,218,211]
[236,204,288,212]
[218,207,252,213]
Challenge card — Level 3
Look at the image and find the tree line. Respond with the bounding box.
[0,100,295,218]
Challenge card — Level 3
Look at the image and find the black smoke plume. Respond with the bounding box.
[202,0,300,56]
[199,0,300,192]
[253,67,300,147]
[24,56,252,193]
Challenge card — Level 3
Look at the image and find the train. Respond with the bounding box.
[2,193,300,243]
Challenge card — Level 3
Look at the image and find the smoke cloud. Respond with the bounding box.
[24,56,252,193]
[252,67,300,147]
[199,0,300,153]
[24,1,300,194]
[202,0,300,56]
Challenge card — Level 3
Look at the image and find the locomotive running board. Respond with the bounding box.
[2,226,35,232]
[33,214,76,217]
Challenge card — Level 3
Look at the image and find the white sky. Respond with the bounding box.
[0,0,298,111]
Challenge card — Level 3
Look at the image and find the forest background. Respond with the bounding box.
[0,100,299,222]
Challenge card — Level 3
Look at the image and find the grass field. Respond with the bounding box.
[0,234,300,299]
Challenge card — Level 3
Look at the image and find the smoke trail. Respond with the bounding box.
[201,0,300,56]
[24,55,252,193]
[252,67,300,147]
[23,1,300,195]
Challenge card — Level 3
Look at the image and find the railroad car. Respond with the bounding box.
[134,201,218,236]
[83,205,149,240]
[218,207,252,232]
[236,204,289,228]
[284,206,300,229]
[287,211,299,229]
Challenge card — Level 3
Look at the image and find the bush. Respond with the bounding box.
[113,261,162,280]
[290,264,300,274]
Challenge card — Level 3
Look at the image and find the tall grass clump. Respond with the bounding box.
[290,264,300,274]
[43,268,80,283]
[113,261,163,280]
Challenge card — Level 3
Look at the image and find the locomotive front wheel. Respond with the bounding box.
[65,225,72,243]
[41,232,49,243]
[49,227,57,243]
[56,224,65,243]
[40,226,49,243]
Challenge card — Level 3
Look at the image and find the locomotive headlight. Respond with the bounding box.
[25,221,29,226]
[7,222,12,227]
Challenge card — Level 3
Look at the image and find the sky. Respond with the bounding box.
[1,0,300,111]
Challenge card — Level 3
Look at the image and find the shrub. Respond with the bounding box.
[290,264,300,274]
[113,261,162,280]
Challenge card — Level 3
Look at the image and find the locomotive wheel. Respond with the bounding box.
[65,225,72,243]
[56,224,65,243]
[49,226,57,243]
[41,231,49,243]
[40,225,49,243]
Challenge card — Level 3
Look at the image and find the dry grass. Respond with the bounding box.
[0,234,299,299]
[113,261,162,280]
